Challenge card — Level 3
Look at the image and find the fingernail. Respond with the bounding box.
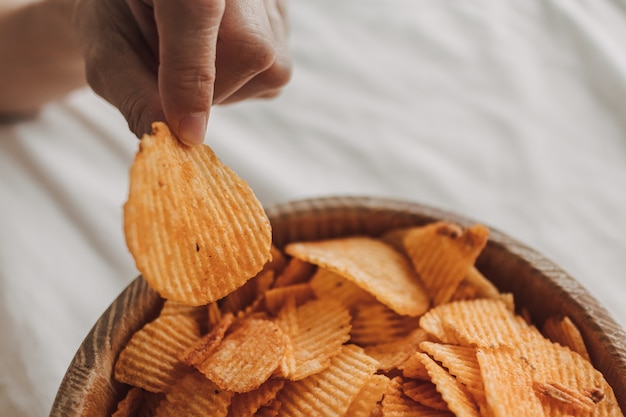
[178,113,207,145]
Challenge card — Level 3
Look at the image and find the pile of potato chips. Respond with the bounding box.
[115,124,623,416]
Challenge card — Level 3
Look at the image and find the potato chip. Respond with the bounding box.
[274,344,378,416]
[449,266,501,302]
[417,352,481,417]
[274,298,352,380]
[520,336,619,417]
[272,257,316,288]
[476,346,545,417]
[262,283,316,315]
[219,269,275,315]
[228,379,285,417]
[365,328,430,372]
[112,387,145,417]
[254,399,282,417]
[401,352,431,381]
[350,301,419,346]
[419,342,484,406]
[309,267,377,312]
[542,315,591,362]
[285,236,430,316]
[402,380,448,411]
[345,374,390,417]
[402,222,488,305]
[124,122,272,306]
[196,318,286,392]
[154,370,233,417]
[419,298,529,346]
[382,377,454,417]
[114,314,200,393]
[180,312,235,368]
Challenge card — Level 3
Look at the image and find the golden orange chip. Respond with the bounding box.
[364,328,430,372]
[542,315,591,362]
[520,336,622,417]
[401,352,431,381]
[112,387,145,417]
[476,345,545,417]
[285,237,430,316]
[402,222,488,305]
[219,269,275,315]
[417,352,480,417]
[114,314,200,393]
[309,267,377,312]
[274,298,352,380]
[419,298,529,346]
[402,380,448,411]
[272,257,317,288]
[180,312,235,368]
[382,377,454,417]
[136,391,165,417]
[124,122,272,306]
[350,302,419,346]
[228,378,285,417]
[449,266,501,302]
[262,283,316,315]
[419,342,484,406]
[154,370,233,417]
[159,299,211,333]
[274,344,379,416]
[255,399,282,417]
[196,318,286,392]
[345,374,391,417]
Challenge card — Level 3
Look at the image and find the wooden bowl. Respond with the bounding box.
[50,196,626,416]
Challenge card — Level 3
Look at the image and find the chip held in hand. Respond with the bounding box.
[124,122,272,306]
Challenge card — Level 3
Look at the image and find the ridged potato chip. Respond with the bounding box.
[285,237,429,316]
[417,352,480,417]
[274,344,378,416]
[309,267,377,312]
[346,374,390,417]
[382,377,454,417]
[195,318,286,392]
[542,315,591,362]
[228,379,285,417]
[476,346,545,417]
[275,298,352,380]
[153,370,233,417]
[350,302,419,346]
[114,314,200,393]
[402,380,448,411]
[401,222,488,305]
[124,122,272,306]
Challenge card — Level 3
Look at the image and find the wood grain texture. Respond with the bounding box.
[49,196,626,416]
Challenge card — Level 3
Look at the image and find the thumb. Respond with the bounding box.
[154,0,225,145]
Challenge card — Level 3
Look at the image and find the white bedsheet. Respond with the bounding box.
[1,0,626,415]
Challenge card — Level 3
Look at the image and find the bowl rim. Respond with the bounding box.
[50,195,626,416]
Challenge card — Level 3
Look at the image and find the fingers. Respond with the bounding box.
[211,0,275,103]
[154,0,225,145]
[76,0,163,137]
[215,0,292,105]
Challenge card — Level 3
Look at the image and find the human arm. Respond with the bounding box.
[0,0,85,119]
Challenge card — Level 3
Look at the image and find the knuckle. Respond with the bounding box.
[231,31,277,74]
[255,57,292,91]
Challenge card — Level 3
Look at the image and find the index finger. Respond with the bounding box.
[154,0,225,145]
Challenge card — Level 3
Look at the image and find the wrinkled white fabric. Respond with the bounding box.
[1,0,625,415]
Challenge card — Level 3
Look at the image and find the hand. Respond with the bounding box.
[74,0,291,145]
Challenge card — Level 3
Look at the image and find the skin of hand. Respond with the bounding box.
[74,0,292,145]
[0,0,85,118]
